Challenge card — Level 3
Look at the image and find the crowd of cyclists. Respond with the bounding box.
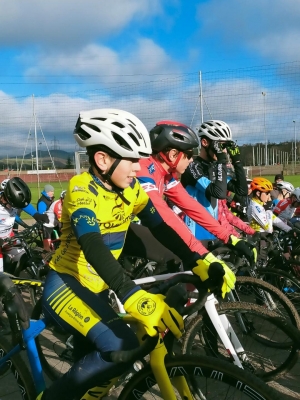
[0,109,299,399]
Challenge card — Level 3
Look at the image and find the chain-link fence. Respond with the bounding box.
[1,60,300,169]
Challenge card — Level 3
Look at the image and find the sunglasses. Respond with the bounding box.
[184,150,194,160]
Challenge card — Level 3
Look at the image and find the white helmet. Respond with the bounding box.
[0,179,10,190]
[74,108,152,159]
[292,187,300,202]
[277,181,294,193]
[198,120,232,141]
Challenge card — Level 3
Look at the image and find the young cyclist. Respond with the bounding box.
[180,120,250,242]
[247,177,291,233]
[0,177,49,232]
[37,184,55,251]
[273,187,300,224]
[272,181,294,207]
[136,120,256,258]
[37,109,240,400]
[0,177,46,334]
[44,189,66,238]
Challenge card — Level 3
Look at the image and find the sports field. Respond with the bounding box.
[22,181,68,220]
[262,175,300,187]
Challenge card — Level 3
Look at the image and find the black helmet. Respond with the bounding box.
[150,120,199,154]
[4,177,31,208]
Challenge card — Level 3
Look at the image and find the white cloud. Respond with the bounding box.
[24,38,180,88]
[197,0,300,62]
[0,0,162,48]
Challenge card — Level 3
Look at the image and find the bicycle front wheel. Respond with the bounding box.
[234,275,300,329]
[257,267,300,313]
[117,355,281,399]
[0,335,36,400]
[182,302,300,381]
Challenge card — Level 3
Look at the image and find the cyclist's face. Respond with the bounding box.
[260,191,271,204]
[175,151,193,174]
[112,158,141,189]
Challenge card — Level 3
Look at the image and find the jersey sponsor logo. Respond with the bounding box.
[147,163,155,174]
[255,205,261,213]
[137,297,156,316]
[68,305,84,320]
[101,214,131,229]
[112,203,125,221]
[165,179,180,191]
[75,197,93,207]
[140,182,158,192]
[72,214,97,227]
[217,163,223,181]
[72,185,89,193]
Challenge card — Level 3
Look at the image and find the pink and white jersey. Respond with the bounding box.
[137,157,231,256]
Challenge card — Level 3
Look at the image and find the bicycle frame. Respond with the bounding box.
[113,271,246,369]
[0,315,196,399]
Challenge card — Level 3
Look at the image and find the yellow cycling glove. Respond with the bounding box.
[192,252,236,298]
[124,290,184,339]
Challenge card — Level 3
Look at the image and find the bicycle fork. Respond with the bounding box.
[149,335,196,400]
[205,294,246,369]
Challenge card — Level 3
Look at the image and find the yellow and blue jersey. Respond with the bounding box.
[49,171,152,293]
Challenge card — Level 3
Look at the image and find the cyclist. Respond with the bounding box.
[273,187,300,224]
[247,177,291,233]
[44,189,66,238]
[272,181,294,207]
[136,120,256,256]
[37,109,243,400]
[37,184,55,251]
[0,177,47,334]
[270,173,284,201]
[0,177,49,232]
[180,120,250,242]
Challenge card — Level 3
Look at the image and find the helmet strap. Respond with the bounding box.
[158,151,183,171]
[90,162,131,206]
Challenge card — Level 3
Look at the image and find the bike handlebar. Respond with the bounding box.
[110,272,216,364]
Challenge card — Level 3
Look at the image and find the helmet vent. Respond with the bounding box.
[112,121,125,129]
[128,124,142,139]
[172,132,185,142]
[112,132,132,151]
[76,127,92,141]
[128,133,139,146]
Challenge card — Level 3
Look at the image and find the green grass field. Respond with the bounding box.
[22,181,68,220]
[260,175,300,187]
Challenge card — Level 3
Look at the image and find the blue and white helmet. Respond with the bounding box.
[0,179,10,191]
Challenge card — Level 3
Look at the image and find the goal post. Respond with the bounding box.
[74,151,89,175]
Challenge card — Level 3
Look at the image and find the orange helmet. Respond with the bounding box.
[250,177,273,193]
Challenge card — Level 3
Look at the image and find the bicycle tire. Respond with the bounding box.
[182,302,300,381]
[257,267,300,313]
[235,275,300,330]
[117,354,282,399]
[0,335,36,400]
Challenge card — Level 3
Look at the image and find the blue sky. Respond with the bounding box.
[0,0,300,156]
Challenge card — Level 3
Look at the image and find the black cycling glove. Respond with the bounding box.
[33,213,49,224]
